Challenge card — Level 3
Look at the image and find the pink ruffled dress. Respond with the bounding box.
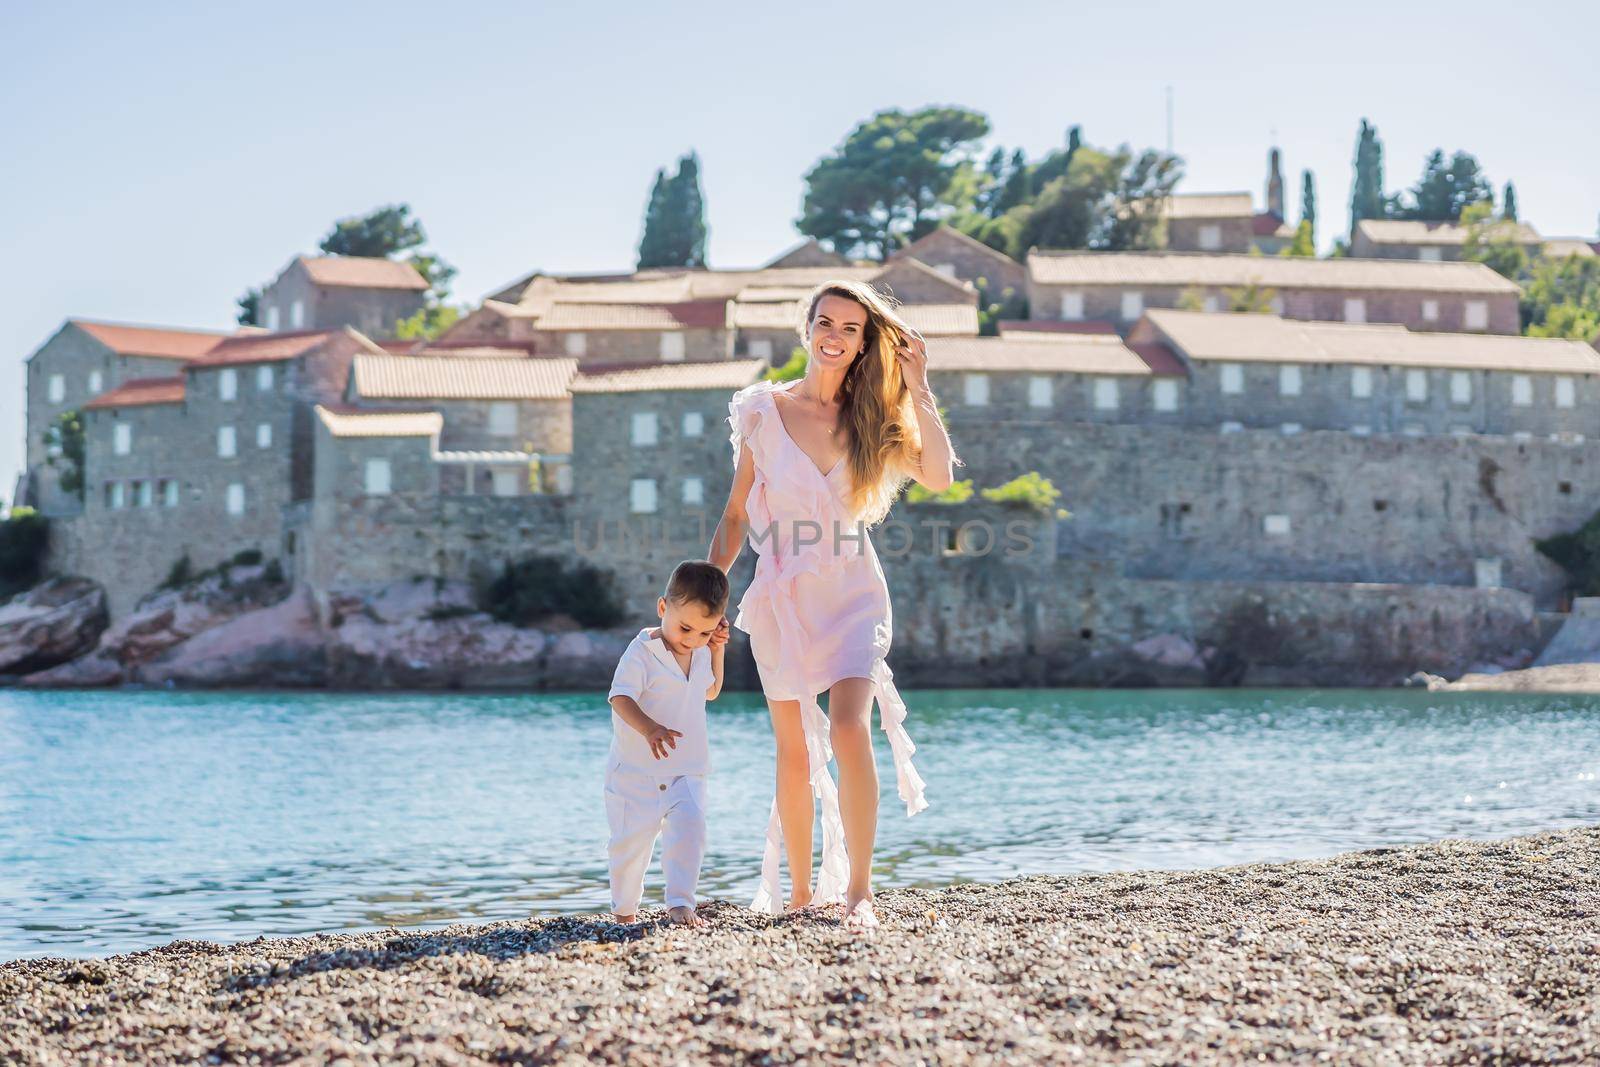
[725,379,929,914]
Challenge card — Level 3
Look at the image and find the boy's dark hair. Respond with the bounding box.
[665,560,730,616]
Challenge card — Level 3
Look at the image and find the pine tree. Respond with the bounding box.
[1502,181,1519,222]
[1300,170,1317,245]
[637,169,671,269]
[994,148,1032,215]
[980,147,1007,216]
[1350,119,1387,238]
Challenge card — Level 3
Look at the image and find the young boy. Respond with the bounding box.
[604,560,729,926]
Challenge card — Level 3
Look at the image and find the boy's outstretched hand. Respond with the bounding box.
[645,722,683,760]
[709,616,730,648]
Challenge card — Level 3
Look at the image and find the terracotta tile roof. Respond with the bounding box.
[928,336,1170,376]
[297,255,430,291]
[1141,309,1600,373]
[70,320,235,360]
[82,375,186,410]
[1354,218,1542,247]
[1160,193,1255,220]
[186,330,346,368]
[536,300,729,331]
[1027,250,1521,294]
[350,355,578,400]
[568,359,768,394]
[997,319,1120,336]
[315,405,443,438]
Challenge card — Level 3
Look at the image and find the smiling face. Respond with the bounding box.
[656,595,723,653]
[806,294,870,372]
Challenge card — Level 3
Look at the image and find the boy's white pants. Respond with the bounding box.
[603,765,707,914]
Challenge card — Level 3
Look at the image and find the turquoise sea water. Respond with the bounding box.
[2,687,1598,960]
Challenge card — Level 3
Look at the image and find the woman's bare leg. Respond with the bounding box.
[768,697,814,909]
[827,677,878,921]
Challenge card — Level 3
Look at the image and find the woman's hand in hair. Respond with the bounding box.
[893,327,932,396]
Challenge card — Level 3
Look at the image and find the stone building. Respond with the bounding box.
[258,256,429,335]
[1160,193,1257,253]
[887,225,1027,299]
[1026,251,1522,334]
[21,320,239,514]
[1350,219,1544,262]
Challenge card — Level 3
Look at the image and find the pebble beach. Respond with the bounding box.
[3,826,1597,1065]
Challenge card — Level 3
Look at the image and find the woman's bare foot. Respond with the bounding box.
[784,888,815,914]
[667,905,702,927]
[842,890,878,929]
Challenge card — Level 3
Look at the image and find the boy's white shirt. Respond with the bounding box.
[607,626,714,776]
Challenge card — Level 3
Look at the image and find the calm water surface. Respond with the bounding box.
[2,687,1598,960]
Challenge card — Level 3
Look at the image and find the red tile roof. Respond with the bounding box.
[1252,212,1290,237]
[83,375,186,409]
[71,320,234,360]
[186,330,337,368]
[1127,341,1189,377]
[297,255,430,291]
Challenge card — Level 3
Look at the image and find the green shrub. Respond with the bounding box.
[479,555,626,629]
[160,555,193,590]
[0,511,50,599]
[905,478,975,504]
[764,347,807,381]
[232,548,263,566]
[1536,509,1600,596]
[980,471,1062,511]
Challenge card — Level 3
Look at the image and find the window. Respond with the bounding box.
[1198,224,1221,251]
[1419,247,1443,262]
[934,263,957,277]
[290,300,305,329]
[1405,369,1427,402]
[564,332,587,357]
[1220,420,1244,433]
[1450,371,1472,405]
[219,368,238,401]
[217,425,237,457]
[1344,298,1367,324]
[1422,300,1439,322]
[964,373,989,406]
[1350,366,1373,398]
[1556,376,1576,408]
[1152,379,1179,412]
[257,365,274,392]
[1450,425,1473,437]
[1202,295,1220,313]
[1279,365,1302,396]
[1464,301,1489,330]
[48,374,64,403]
[135,479,153,507]
[1350,424,1372,436]
[1263,514,1291,536]
[1060,292,1084,321]
[225,483,245,516]
[660,332,686,362]
[1512,431,1533,442]
[108,481,125,509]
[1028,376,1052,408]
[1092,378,1119,411]
[631,411,658,445]
[88,370,103,394]
[682,477,704,505]
[748,339,774,361]
[1511,374,1533,406]
[1402,422,1425,436]
[256,422,273,448]
[488,402,517,436]
[1120,291,1143,320]
[630,478,657,514]
[1219,362,1244,395]
[265,305,280,331]
[113,423,131,455]
[365,458,392,495]
[682,411,705,437]
[1280,422,1302,435]
[161,479,179,507]
[491,469,520,497]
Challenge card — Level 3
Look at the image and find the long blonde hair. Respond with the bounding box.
[794,279,962,527]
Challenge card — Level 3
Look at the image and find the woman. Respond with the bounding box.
[709,279,960,926]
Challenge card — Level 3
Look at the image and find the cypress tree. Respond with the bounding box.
[1300,169,1317,244]
[1350,119,1386,238]
[981,147,1007,216]
[1502,181,1519,222]
[674,151,709,268]
[995,148,1032,215]
[637,169,671,269]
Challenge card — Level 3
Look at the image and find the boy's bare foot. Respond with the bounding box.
[613,913,638,924]
[667,905,702,926]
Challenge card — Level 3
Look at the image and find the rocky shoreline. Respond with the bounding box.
[3,826,1596,1065]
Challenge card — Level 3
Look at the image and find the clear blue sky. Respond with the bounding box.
[4,1,1597,505]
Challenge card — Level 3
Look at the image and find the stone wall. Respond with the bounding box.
[261,267,425,336]
[352,396,571,454]
[892,230,1027,296]
[525,328,732,364]
[1166,217,1254,254]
